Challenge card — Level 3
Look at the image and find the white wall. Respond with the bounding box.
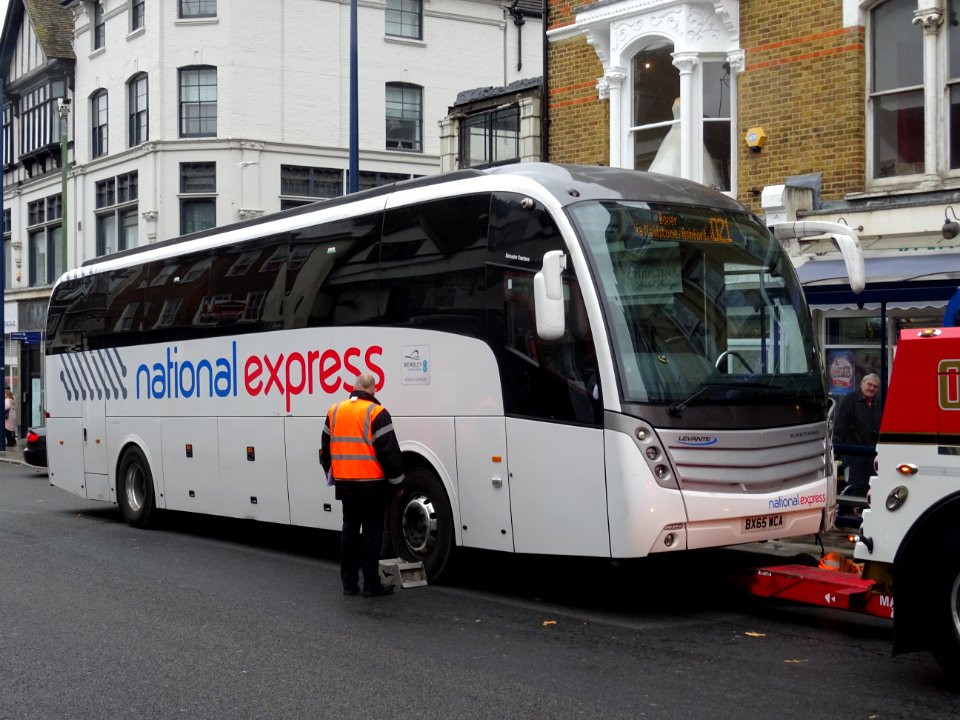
[34,0,543,266]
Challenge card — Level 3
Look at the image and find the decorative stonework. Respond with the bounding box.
[598,67,626,100]
[239,208,264,220]
[141,210,158,222]
[672,52,699,74]
[912,6,943,32]
[726,49,745,73]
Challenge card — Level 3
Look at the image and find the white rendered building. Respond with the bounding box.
[0,0,543,429]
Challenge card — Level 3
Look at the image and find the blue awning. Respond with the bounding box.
[796,254,960,285]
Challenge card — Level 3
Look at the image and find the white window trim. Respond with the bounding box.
[864,0,958,190]
[572,1,742,195]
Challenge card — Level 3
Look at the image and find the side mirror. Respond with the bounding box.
[533,250,567,341]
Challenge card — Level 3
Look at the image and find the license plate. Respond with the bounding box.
[743,514,784,532]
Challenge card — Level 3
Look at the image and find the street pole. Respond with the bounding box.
[348,0,359,193]
[58,99,70,270]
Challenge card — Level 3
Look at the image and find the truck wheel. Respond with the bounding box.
[117,446,156,529]
[931,541,960,676]
[388,466,454,582]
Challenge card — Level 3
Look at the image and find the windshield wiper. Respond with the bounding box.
[668,380,782,416]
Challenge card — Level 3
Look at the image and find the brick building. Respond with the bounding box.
[546,0,960,397]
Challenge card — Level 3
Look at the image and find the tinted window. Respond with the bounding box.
[379,195,490,337]
[141,251,212,345]
[286,214,382,328]
[205,233,289,336]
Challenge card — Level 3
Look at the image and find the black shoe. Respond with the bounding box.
[362,585,394,597]
[343,586,360,596]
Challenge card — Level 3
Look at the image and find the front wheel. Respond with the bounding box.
[388,466,454,582]
[117,446,156,528]
[931,537,960,677]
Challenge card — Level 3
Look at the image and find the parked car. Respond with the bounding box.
[23,426,47,467]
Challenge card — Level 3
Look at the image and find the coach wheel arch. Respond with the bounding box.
[116,444,157,529]
[388,460,455,582]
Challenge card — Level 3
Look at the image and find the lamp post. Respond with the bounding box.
[58,98,70,270]
[348,0,358,193]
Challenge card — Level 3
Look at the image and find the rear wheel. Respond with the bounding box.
[117,446,156,528]
[388,466,454,582]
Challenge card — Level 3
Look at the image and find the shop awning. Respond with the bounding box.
[795,254,960,311]
[796,254,960,285]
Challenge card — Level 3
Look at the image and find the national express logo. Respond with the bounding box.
[58,342,384,411]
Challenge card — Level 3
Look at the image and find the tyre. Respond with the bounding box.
[931,537,960,678]
[388,466,454,581]
[117,446,156,528]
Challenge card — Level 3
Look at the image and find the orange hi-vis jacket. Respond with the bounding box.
[327,397,387,482]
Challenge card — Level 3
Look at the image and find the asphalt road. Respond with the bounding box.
[0,459,956,719]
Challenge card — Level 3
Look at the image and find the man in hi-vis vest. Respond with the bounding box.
[321,373,405,596]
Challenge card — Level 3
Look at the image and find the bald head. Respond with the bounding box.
[354,373,377,393]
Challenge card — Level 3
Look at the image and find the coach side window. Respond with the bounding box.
[46,277,90,354]
[285,213,382,329]
[97,266,148,349]
[204,233,289,336]
[486,193,601,426]
[142,250,213,345]
[379,195,490,338]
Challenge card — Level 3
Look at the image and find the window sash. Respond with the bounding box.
[131,0,145,30]
[386,0,421,39]
[179,0,216,18]
[179,68,217,137]
[94,3,105,49]
[180,162,216,193]
[129,75,148,147]
[92,92,109,158]
[385,84,422,151]
[181,198,216,235]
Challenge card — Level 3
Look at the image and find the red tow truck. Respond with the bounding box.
[744,325,960,676]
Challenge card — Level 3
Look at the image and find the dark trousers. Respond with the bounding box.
[4,429,15,447]
[340,497,387,591]
[841,455,873,497]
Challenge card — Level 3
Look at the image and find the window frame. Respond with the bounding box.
[91,89,109,159]
[95,172,139,257]
[93,1,106,50]
[178,0,216,19]
[130,0,145,31]
[385,0,422,40]
[866,0,960,185]
[179,162,217,235]
[128,73,148,147]
[26,193,63,286]
[178,66,217,138]
[385,82,423,152]
[459,105,521,169]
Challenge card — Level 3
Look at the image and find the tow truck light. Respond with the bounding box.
[896,463,918,475]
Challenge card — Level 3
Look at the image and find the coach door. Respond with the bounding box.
[80,369,109,501]
[486,194,608,556]
[497,271,607,557]
[78,275,111,501]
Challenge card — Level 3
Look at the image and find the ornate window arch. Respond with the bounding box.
[571,1,742,192]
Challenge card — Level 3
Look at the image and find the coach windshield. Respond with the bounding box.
[568,200,824,412]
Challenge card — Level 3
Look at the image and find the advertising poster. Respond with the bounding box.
[828,350,856,395]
